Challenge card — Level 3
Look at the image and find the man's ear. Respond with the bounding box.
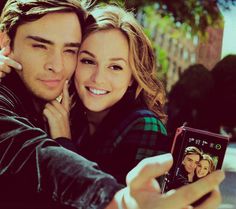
[0,31,11,50]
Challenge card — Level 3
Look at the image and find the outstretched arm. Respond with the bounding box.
[107,154,224,209]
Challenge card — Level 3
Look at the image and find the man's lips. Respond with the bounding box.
[40,79,62,88]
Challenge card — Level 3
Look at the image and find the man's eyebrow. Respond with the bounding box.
[65,42,81,48]
[26,35,81,48]
[26,35,53,45]
[79,50,95,58]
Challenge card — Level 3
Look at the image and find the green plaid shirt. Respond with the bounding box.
[73,104,170,184]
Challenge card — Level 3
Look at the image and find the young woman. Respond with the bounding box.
[195,154,215,179]
[0,5,170,184]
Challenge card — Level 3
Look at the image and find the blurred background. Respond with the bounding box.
[1,1,236,207]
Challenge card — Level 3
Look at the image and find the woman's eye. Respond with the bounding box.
[32,44,47,49]
[80,58,95,65]
[110,65,123,71]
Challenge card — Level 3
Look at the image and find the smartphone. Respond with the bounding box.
[162,125,229,206]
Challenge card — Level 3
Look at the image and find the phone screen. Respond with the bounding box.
[162,126,229,205]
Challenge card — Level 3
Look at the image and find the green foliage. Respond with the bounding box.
[95,0,230,35]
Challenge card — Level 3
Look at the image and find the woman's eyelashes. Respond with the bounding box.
[109,64,123,71]
[80,58,95,65]
[80,59,123,70]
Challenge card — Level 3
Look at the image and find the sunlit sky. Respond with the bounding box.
[220,4,236,58]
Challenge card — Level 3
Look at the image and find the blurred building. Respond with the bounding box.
[158,31,198,92]
[196,27,224,70]
[165,26,223,92]
[138,10,224,92]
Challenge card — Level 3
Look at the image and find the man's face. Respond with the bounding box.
[10,12,82,101]
[182,153,200,174]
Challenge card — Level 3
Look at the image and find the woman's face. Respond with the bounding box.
[196,159,210,178]
[74,29,133,112]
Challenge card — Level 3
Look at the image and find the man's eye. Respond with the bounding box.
[65,49,78,55]
[80,58,95,65]
[110,65,123,71]
[32,44,47,49]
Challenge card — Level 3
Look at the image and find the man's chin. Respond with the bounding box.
[186,168,194,173]
[35,92,62,102]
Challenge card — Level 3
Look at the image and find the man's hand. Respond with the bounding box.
[107,153,225,209]
[43,80,71,139]
[0,47,22,78]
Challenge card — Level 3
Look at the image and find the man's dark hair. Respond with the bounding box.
[0,0,90,47]
[184,146,202,158]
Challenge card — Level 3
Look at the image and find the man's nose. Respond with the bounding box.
[190,162,195,168]
[45,51,64,73]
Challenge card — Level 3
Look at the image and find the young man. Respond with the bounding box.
[182,146,202,182]
[167,146,202,191]
[0,0,225,208]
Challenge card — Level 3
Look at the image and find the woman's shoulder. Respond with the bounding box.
[113,107,167,136]
[110,107,170,153]
[126,108,167,134]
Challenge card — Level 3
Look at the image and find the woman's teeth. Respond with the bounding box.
[88,87,108,95]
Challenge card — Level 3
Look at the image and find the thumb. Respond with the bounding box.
[126,153,173,191]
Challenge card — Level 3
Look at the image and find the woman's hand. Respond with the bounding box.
[0,47,22,78]
[43,80,72,139]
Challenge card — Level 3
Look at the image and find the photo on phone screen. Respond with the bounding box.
[162,125,229,204]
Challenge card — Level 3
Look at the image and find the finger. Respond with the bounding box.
[50,100,68,117]
[62,80,70,111]
[45,102,63,120]
[0,61,11,73]
[0,52,22,71]
[160,170,225,208]
[43,103,71,139]
[0,71,6,78]
[43,107,55,124]
[4,56,22,70]
[126,153,173,190]
[43,107,51,120]
[194,187,221,209]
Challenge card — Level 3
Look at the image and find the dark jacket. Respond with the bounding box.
[166,164,190,191]
[61,89,171,184]
[0,72,122,209]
